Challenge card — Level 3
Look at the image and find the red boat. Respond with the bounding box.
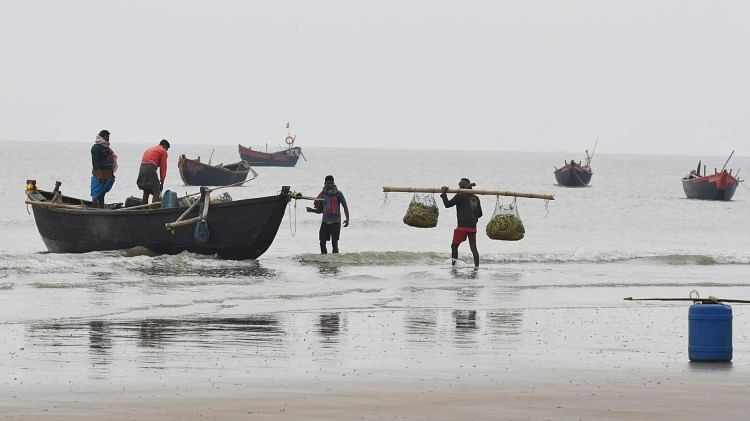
[239,125,306,167]
[682,153,742,201]
[238,144,303,167]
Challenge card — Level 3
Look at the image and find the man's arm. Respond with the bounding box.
[440,186,457,208]
[306,193,324,213]
[159,151,168,184]
[341,193,350,227]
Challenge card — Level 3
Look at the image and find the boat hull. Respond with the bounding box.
[178,155,250,186]
[28,188,291,259]
[682,172,738,201]
[554,165,592,187]
[238,145,301,167]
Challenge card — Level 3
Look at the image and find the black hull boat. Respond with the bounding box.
[682,154,742,201]
[24,183,291,260]
[238,144,302,167]
[178,154,255,186]
[554,140,597,187]
[554,163,593,187]
[682,172,738,201]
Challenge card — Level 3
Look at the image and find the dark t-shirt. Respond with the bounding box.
[91,143,114,171]
[441,192,482,228]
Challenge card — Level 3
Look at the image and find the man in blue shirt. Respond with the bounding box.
[307,175,350,254]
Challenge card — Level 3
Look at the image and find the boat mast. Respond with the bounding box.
[585,137,598,167]
[720,150,735,172]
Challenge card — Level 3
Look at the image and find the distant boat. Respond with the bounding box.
[178,154,256,186]
[554,138,597,187]
[239,124,306,167]
[238,144,303,167]
[682,152,741,201]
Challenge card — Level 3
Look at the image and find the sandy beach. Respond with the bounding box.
[3,365,749,420]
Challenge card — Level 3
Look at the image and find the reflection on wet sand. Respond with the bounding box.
[486,311,524,338]
[18,309,525,378]
[453,310,478,345]
[405,310,438,343]
[27,316,285,367]
[318,313,343,347]
[88,320,112,366]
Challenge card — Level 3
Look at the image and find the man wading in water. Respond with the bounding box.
[441,178,482,268]
[307,175,350,254]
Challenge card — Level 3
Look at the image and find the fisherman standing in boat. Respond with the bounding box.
[90,129,117,208]
[441,178,482,268]
[306,175,350,254]
[137,139,170,204]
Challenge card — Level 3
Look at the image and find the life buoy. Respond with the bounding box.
[285,135,295,145]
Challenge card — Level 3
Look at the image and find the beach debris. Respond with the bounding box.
[486,197,525,241]
[403,194,439,228]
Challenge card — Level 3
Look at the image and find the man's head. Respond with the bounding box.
[98,130,110,141]
[324,175,335,188]
[459,178,475,189]
[159,139,170,150]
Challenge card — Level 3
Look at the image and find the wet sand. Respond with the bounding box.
[3,366,749,420]
[3,304,750,420]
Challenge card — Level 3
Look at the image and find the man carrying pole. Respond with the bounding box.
[441,178,482,269]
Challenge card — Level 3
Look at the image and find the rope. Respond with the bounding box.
[288,198,298,237]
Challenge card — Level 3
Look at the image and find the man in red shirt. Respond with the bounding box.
[137,139,170,204]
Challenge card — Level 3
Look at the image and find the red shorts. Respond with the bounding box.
[452,226,477,244]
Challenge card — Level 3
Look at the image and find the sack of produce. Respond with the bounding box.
[403,194,439,228]
[486,197,525,241]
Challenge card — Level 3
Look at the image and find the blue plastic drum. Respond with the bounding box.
[688,303,732,362]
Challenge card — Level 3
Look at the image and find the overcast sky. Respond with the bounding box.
[1,1,748,155]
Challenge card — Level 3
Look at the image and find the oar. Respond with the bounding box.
[383,186,554,201]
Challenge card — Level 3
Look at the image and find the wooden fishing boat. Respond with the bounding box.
[178,154,255,186]
[24,180,291,259]
[554,161,593,187]
[238,144,303,167]
[238,124,306,167]
[682,153,741,201]
[554,139,597,187]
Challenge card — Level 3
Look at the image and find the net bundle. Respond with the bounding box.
[486,197,525,241]
[403,194,439,228]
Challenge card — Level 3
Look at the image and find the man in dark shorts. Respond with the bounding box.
[441,178,482,268]
[306,175,350,254]
[137,139,170,204]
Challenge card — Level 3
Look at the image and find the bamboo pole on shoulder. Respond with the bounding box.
[382,186,554,201]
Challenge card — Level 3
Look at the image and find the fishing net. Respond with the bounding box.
[403,194,439,228]
[486,197,525,241]
[210,192,233,204]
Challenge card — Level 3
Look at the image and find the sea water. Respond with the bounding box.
[1,141,749,392]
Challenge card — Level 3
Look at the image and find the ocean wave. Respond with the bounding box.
[0,250,276,278]
[0,249,746,279]
[296,251,446,265]
[295,250,750,266]
[481,252,750,265]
